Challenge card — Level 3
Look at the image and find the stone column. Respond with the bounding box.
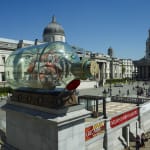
[146,66,149,79]
[126,126,130,147]
[139,66,142,79]
[102,62,106,79]
[97,63,101,84]
[142,66,145,80]
[102,62,106,86]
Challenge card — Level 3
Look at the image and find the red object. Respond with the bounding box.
[85,122,105,141]
[110,108,139,128]
[66,79,80,91]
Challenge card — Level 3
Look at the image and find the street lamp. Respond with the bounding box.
[103,89,108,150]
[103,89,107,119]
[109,79,112,97]
[136,86,140,106]
[109,58,113,97]
[136,86,142,148]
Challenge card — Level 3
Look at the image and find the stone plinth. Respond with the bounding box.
[3,103,91,150]
[11,89,78,108]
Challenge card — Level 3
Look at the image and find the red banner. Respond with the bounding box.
[110,108,139,128]
[85,122,104,141]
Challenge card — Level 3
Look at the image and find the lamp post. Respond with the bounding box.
[103,89,107,119]
[136,87,139,139]
[136,86,140,106]
[103,89,108,150]
[109,58,113,97]
[109,79,112,97]
[136,86,141,149]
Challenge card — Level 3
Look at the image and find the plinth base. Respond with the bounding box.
[11,88,78,108]
[3,103,91,150]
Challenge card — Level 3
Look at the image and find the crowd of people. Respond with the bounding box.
[117,82,150,97]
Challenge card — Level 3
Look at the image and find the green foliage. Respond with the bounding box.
[0,86,13,96]
[106,78,133,84]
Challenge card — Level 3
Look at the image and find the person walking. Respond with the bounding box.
[136,135,141,150]
[127,89,130,96]
[141,133,148,147]
[118,89,121,96]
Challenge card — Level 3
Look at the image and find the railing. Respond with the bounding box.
[78,95,104,117]
[111,96,150,104]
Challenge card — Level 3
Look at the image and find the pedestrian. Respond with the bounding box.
[127,89,129,96]
[136,135,141,150]
[108,88,110,93]
[119,89,121,96]
[141,132,148,147]
[133,86,135,90]
[141,133,145,147]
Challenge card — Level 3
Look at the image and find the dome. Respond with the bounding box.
[43,16,65,37]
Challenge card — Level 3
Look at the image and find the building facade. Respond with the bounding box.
[121,59,136,79]
[134,29,150,80]
[0,38,39,83]
[0,16,136,85]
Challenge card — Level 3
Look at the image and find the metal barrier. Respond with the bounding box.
[78,95,105,117]
[111,96,150,104]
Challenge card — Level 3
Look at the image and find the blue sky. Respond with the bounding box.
[1,0,150,60]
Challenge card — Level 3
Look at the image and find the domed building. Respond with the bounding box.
[134,29,150,80]
[43,16,66,42]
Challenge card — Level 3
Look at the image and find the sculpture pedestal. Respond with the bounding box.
[3,102,91,150]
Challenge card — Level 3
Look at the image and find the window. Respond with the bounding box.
[60,36,63,41]
[2,56,5,64]
[1,72,5,81]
